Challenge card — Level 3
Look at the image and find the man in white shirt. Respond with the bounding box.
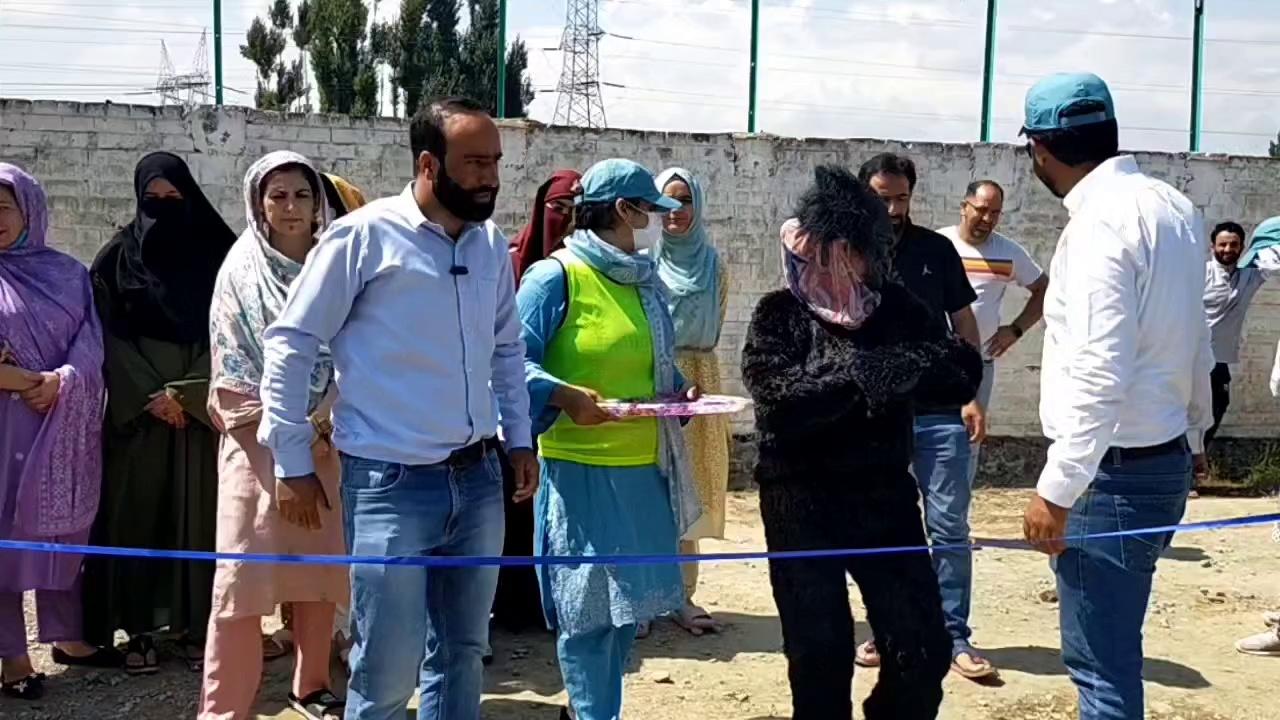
[938,180,1048,484]
[1019,73,1211,720]
[1202,220,1277,447]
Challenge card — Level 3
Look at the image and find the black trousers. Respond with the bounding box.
[490,446,546,632]
[760,476,951,720]
[1205,362,1231,447]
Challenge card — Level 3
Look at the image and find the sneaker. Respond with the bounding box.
[1235,627,1280,656]
[1262,610,1280,627]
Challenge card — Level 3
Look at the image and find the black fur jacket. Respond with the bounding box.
[742,282,982,485]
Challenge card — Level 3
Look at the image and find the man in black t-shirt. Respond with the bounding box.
[853,153,997,681]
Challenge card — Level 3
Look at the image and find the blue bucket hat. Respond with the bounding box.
[1021,72,1116,134]
[579,159,682,211]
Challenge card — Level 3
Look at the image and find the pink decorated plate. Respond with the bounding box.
[597,394,753,418]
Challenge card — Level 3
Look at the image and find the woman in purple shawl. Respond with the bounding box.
[0,163,116,701]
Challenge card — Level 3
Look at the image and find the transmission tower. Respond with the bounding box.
[155,32,212,109]
[552,0,607,128]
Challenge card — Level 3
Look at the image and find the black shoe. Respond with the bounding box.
[1,673,45,700]
[51,646,124,669]
[482,652,494,666]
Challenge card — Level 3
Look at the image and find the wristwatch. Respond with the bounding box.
[1009,323,1024,339]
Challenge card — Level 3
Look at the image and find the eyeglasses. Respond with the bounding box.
[963,201,1002,220]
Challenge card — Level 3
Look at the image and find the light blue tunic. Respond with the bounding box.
[517,258,685,635]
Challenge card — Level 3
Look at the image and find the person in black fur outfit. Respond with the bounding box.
[741,165,982,719]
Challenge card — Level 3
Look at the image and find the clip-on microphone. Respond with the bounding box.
[449,265,470,276]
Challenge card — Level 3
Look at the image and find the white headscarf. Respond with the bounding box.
[210,151,331,407]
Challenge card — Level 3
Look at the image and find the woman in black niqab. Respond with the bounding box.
[91,151,236,343]
[83,151,235,673]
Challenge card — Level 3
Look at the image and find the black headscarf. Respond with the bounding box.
[91,151,236,344]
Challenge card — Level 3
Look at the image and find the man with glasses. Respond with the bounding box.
[938,180,1048,486]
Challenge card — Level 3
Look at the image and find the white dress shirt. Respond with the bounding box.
[258,184,532,477]
[1037,156,1212,508]
[1203,261,1273,365]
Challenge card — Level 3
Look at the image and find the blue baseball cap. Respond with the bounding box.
[579,159,682,211]
[1021,72,1116,134]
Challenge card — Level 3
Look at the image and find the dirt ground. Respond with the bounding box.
[4,489,1278,720]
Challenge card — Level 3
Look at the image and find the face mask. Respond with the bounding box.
[632,212,664,252]
[141,197,186,222]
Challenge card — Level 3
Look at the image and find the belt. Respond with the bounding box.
[1102,437,1186,464]
[442,437,501,468]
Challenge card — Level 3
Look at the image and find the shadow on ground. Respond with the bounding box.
[981,645,1211,689]
[1161,545,1210,562]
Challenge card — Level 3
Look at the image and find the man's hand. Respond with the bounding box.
[1193,453,1209,485]
[985,325,1022,358]
[962,399,987,443]
[276,474,330,530]
[507,448,540,503]
[552,384,612,427]
[20,371,61,414]
[1023,494,1070,555]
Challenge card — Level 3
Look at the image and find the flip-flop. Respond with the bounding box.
[673,605,722,636]
[951,649,999,680]
[263,634,290,662]
[123,636,159,676]
[854,640,880,668]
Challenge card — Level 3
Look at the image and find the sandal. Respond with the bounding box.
[263,634,290,662]
[1,673,45,700]
[635,621,651,639]
[288,688,345,720]
[51,645,124,669]
[123,636,159,676]
[951,647,999,680]
[672,604,722,637]
[854,639,880,668]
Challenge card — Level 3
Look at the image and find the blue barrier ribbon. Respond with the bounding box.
[0,512,1275,568]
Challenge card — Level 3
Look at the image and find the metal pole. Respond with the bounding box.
[1190,0,1205,152]
[979,0,998,142]
[213,0,224,105]
[748,0,759,132]
[496,0,508,118]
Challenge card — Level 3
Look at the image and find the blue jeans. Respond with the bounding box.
[913,412,974,652]
[340,451,506,720]
[1054,445,1190,720]
[558,623,637,720]
[968,361,995,485]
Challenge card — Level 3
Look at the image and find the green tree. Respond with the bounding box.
[386,0,430,116]
[422,0,464,101]
[241,0,308,111]
[501,38,535,118]
[308,0,379,115]
[1270,131,1279,158]
[459,0,533,116]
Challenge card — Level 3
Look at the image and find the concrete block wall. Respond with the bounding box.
[5,99,1280,438]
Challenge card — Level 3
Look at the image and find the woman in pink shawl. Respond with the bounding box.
[0,163,116,701]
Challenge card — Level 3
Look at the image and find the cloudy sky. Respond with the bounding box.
[1,0,1277,155]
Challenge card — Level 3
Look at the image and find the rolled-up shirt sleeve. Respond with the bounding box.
[1037,217,1138,508]
[490,232,533,451]
[1186,306,1213,453]
[258,222,366,477]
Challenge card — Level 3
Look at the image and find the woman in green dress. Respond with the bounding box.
[83,152,237,673]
